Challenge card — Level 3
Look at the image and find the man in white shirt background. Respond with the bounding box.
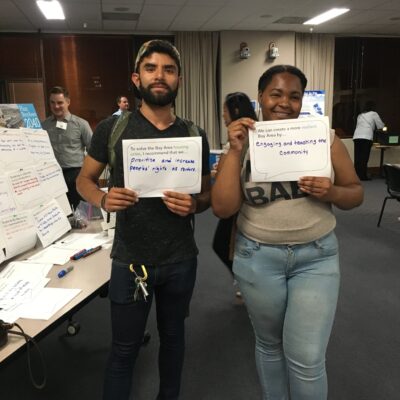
[41,86,93,209]
[112,95,130,116]
[353,100,385,180]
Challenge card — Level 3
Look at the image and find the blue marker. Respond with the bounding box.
[58,266,74,278]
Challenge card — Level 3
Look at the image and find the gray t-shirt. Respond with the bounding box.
[89,111,210,265]
[42,113,93,168]
[237,131,336,245]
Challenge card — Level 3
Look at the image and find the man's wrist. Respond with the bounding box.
[100,193,108,212]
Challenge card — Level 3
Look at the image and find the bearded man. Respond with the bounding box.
[76,40,210,400]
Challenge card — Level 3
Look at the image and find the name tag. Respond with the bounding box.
[56,121,67,130]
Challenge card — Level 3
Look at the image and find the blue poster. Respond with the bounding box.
[0,104,41,129]
[17,104,41,129]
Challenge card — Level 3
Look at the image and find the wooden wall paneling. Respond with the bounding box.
[42,35,134,129]
[0,35,42,79]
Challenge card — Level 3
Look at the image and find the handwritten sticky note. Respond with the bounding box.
[32,199,71,248]
[123,137,202,197]
[249,117,331,182]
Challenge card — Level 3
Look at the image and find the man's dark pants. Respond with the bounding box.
[103,258,197,400]
[62,167,83,210]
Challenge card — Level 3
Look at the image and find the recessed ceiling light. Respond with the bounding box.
[36,0,65,20]
[304,8,349,25]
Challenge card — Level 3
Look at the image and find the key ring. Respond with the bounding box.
[129,264,148,281]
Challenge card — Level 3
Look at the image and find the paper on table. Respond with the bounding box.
[17,288,81,320]
[27,232,111,265]
[0,261,53,280]
[54,232,111,250]
[28,245,73,265]
[0,276,49,307]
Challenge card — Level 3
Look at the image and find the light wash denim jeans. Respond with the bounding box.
[233,230,340,400]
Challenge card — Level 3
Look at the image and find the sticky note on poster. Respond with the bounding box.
[123,137,202,197]
[249,117,331,182]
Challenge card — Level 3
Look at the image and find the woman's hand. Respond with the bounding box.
[227,117,255,152]
[298,176,333,199]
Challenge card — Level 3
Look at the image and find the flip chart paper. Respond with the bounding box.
[0,210,37,260]
[0,128,34,171]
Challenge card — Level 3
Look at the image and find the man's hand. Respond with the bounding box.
[162,191,196,217]
[103,187,139,212]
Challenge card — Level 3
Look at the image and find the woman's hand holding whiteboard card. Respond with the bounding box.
[249,117,331,182]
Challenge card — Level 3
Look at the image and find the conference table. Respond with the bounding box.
[0,222,112,365]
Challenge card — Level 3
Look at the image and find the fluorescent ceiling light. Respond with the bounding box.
[36,0,65,20]
[304,8,349,25]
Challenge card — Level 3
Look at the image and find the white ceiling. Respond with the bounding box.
[1,0,400,36]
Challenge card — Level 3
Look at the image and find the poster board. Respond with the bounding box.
[0,104,71,264]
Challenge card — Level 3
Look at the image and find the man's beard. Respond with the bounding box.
[139,83,178,106]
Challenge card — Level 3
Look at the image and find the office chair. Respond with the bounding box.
[377,164,400,227]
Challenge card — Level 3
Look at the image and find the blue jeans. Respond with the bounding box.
[103,258,197,400]
[233,231,340,400]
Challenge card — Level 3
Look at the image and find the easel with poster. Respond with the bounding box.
[0,104,72,264]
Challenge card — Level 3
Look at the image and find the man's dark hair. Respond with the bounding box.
[363,100,376,113]
[116,95,128,104]
[225,92,257,121]
[134,39,181,75]
[49,86,70,98]
[258,65,308,94]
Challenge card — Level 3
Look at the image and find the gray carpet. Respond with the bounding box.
[1,178,399,400]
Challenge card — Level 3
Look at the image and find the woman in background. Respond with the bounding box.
[212,65,363,399]
[212,92,257,298]
[353,100,385,180]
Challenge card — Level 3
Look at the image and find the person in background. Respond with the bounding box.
[112,95,130,116]
[353,100,385,181]
[76,39,211,400]
[212,65,363,400]
[212,92,257,298]
[41,86,92,210]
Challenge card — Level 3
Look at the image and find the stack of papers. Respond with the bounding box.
[0,261,81,323]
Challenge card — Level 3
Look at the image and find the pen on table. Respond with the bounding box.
[70,249,87,260]
[81,245,102,258]
[58,265,74,278]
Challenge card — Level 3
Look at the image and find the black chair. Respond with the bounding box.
[377,164,400,227]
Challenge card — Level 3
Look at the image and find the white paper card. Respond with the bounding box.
[32,199,71,248]
[249,117,331,182]
[123,137,202,197]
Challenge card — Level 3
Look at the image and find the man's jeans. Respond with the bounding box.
[233,231,340,400]
[103,258,197,400]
